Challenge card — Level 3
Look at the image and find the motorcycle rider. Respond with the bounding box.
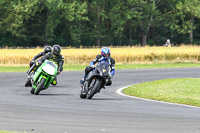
[25,45,52,87]
[80,47,115,85]
[29,45,52,67]
[36,44,64,86]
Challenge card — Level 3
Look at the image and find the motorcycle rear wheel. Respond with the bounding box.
[25,79,31,87]
[34,78,46,95]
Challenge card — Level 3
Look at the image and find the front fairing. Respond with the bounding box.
[32,60,58,89]
[84,60,111,93]
[96,60,111,78]
[86,60,110,80]
[42,60,58,76]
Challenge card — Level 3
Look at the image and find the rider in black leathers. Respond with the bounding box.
[37,45,64,86]
[25,45,52,87]
[29,45,52,67]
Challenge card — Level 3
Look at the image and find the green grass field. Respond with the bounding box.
[0,63,200,72]
[123,78,200,107]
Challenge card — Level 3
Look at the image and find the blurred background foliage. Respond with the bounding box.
[0,0,200,47]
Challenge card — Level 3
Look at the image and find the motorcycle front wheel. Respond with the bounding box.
[34,78,46,95]
[87,78,101,99]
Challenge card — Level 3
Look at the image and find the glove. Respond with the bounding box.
[35,61,42,66]
[30,59,35,64]
[90,65,96,68]
[29,60,35,66]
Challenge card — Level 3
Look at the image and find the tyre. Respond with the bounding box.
[30,88,35,94]
[25,79,31,87]
[87,79,101,99]
[34,78,46,95]
[80,93,87,99]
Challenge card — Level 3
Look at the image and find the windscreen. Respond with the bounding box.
[96,60,110,73]
[46,60,58,68]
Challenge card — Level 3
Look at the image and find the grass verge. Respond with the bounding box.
[0,63,199,72]
[0,65,87,72]
[116,63,200,69]
[123,78,200,107]
[0,131,26,133]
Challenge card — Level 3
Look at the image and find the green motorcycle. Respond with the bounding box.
[30,60,58,95]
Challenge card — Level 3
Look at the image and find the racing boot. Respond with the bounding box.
[80,75,87,85]
[51,76,57,86]
[80,86,87,99]
[80,79,85,85]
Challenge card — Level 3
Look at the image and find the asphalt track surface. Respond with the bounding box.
[1,68,200,133]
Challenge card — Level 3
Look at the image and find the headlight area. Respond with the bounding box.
[42,64,56,75]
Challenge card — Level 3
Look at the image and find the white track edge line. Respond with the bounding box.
[117,85,200,109]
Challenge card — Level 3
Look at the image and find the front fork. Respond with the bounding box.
[32,75,47,89]
[82,77,103,95]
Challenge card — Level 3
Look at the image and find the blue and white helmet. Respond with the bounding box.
[101,47,110,57]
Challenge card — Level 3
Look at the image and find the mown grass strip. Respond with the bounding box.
[116,63,200,69]
[0,131,26,133]
[0,65,87,72]
[0,63,199,72]
[123,78,200,107]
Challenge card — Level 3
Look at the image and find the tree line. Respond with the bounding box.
[0,0,200,47]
